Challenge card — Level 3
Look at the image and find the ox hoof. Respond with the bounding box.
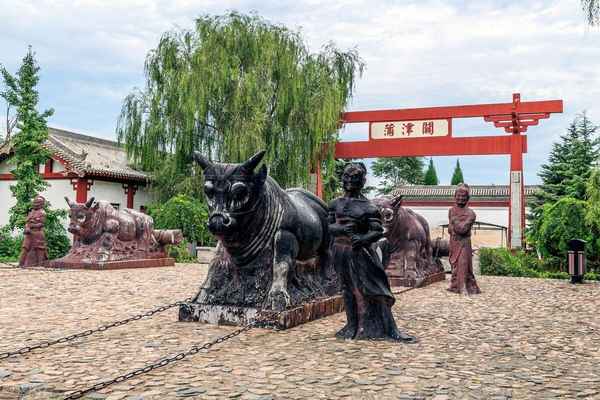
[266,288,291,312]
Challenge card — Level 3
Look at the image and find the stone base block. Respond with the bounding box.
[179,295,344,330]
[43,257,176,270]
[388,271,446,288]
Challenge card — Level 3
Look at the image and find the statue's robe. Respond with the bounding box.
[447,205,480,295]
[329,196,406,340]
[19,209,48,267]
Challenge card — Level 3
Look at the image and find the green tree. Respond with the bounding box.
[529,114,598,225]
[423,158,439,185]
[1,48,70,260]
[582,0,600,25]
[117,12,364,192]
[450,159,464,185]
[1,48,53,229]
[372,157,424,195]
[532,197,590,268]
[585,168,600,267]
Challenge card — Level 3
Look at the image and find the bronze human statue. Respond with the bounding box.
[19,195,48,267]
[447,184,481,295]
[328,162,415,342]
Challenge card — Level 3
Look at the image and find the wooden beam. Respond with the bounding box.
[342,99,563,123]
[335,135,527,158]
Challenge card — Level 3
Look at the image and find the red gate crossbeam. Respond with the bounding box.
[340,100,562,123]
[335,135,527,158]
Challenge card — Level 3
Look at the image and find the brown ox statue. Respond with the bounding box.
[55,197,182,264]
[372,195,446,287]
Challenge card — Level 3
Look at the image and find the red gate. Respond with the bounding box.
[319,93,563,249]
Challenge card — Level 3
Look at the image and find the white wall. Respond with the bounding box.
[134,185,154,211]
[89,180,126,209]
[0,179,74,231]
[0,178,154,233]
[406,206,509,229]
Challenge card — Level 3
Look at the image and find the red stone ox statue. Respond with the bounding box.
[372,195,447,287]
[48,197,182,267]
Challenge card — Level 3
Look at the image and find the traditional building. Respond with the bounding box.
[391,184,539,230]
[0,127,154,227]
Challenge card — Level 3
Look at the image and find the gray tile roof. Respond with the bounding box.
[0,128,149,182]
[391,185,540,201]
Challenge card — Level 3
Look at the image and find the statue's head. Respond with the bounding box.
[32,195,46,210]
[454,183,470,208]
[193,150,268,237]
[64,197,97,236]
[342,162,367,193]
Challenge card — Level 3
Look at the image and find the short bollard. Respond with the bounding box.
[567,239,586,284]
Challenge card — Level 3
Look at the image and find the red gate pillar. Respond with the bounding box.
[315,161,324,199]
[509,129,525,249]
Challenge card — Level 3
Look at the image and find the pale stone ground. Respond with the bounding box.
[1,263,599,400]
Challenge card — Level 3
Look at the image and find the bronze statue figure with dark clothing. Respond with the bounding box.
[447,184,481,295]
[19,195,48,267]
[328,162,415,342]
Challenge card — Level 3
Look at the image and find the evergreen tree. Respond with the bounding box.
[450,159,464,185]
[423,158,439,185]
[1,48,53,229]
[372,157,425,195]
[117,12,364,191]
[531,113,598,211]
[528,113,599,252]
[1,48,70,259]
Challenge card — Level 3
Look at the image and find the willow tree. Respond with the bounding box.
[117,12,364,190]
[582,0,600,25]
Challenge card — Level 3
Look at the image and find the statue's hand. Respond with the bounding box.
[343,221,357,237]
[351,234,366,249]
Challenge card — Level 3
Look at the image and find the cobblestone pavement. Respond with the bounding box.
[1,264,599,399]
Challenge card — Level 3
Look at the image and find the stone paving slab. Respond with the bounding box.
[1,264,599,399]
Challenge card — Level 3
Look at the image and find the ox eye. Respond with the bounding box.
[204,181,215,197]
[77,215,86,222]
[231,182,248,200]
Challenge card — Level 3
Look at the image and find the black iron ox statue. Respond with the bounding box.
[186,150,337,313]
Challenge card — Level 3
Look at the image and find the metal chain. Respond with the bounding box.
[62,314,281,400]
[0,298,191,360]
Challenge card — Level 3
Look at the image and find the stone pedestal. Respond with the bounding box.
[386,256,446,288]
[179,295,344,330]
[44,257,175,270]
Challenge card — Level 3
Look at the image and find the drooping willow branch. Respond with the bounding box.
[117,12,364,190]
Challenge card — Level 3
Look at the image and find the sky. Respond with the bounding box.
[1,0,599,188]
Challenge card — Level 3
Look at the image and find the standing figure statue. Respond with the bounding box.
[447,184,481,295]
[19,195,48,267]
[329,162,415,342]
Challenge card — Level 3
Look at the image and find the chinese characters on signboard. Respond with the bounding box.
[372,119,450,139]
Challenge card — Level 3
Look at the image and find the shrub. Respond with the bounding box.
[0,226,22,261]
[147,195,214,247]
[531,197,590,268]
[166,241,196,263]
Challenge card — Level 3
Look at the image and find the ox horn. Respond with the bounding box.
[241,150,266,172]
[391,195,403,209]
[85,197,95,208]
[193,151,212,170]
[64,196,75,208]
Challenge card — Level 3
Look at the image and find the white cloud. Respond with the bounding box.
[0,0,598,185]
